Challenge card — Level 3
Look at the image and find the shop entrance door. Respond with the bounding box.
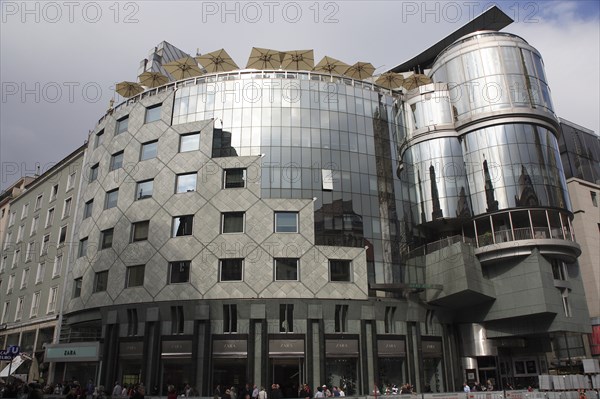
[272,358,304,398]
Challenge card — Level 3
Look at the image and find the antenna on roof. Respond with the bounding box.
[35,165,40,177]
[196,48,200,56]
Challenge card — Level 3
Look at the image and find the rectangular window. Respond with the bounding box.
[176,173,197,193]
[78,237,88,258]
[50,184,59,202]
[21,203,29,219]
[16,225,24,243]
[116,116,129,134]
[140,140,158,160]
[30,291,40,317]
[275,212,298,233]
[26,242,35,261]
[136,179,154,200]
[322,169,334,190]
[40,234,50,255]
[4,231,12,249]
[83,199,93,219]
[172,215,193,237]
[334,304,348,333]
[8,211,16,227]
[62,197,72,218]
[384,306,396,334]
[12,250,20,268]
[169,261,190,284]
[222,212,244,233]
[562,288,572,317]
[73,278,82,298]
[7,274,15,294]
[58,225,67,245]
[126,265,145,288]
[35,194,43,210]
[279,304,294,333]
[220,258,243,281]
[46,208,55,227]
[94,270,108,292]
[275,258,299,281]
[329,260,351,282]
[110,151,124,171]
[105,189,119,209]
[30,216,39,236]
[67,172,76,191]
[592,191,598,207]
[94,129,104,149]
[552,259,567,281]
[224,168,246,188]
[179,132,200,152]
[1,302,9,324]
[171,305,184,334]
[0,256,6,273]
[131,221,150,242]
[20,268,29,289]
[35,262,45,284]
[127,308,138,336]
[223,304,237,333]
[100,228,114,249]
[89,163,99,182]
[15,297,24,321]
[52,254,63,278]
[47,286,58,313]
[145,104,162,123]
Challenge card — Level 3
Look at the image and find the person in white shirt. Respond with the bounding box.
[463,383,471,393]
[112,383,122,397]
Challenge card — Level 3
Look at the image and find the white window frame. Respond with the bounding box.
[30,216,39,236]
[35,194,43,210]
[3,231,11,249]
[7,274,15,294]
[47,286,58,313]
[30,291,40,318]
[36,262,45,284]
[52,254,63,278]
[1,302,9,324]
[8,211,16,227]
[14,296,24,321]
[12,250,19,268]
[58,225,68,245]
[67,171,76,191]
[40,234,50,256]
[26,242,35,262]
[62,197,72,219]
[50,184,59,202]
[46,208,55,227]
[16,224,24,243]
[21,203,29,219]
[20,268,29,289]
[0,256,6,273]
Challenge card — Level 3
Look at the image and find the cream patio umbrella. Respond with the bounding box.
[281,50,314,71]
[402,73,432,91]
[115,81,144,98]
[163,56,203,80]
[313,56,349,75]
[375,72,405,90]
[246,47,281,69]
[138,71,169,88]
[196,49,239,73]
[344,62,375,80]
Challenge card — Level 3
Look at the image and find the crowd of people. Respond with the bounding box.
[212,383,348,399]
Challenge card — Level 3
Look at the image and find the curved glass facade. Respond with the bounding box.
[463,124,570,215]
[431,32,555,122]
[173,72,404,282]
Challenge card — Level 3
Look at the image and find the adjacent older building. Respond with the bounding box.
[558,119,600,359]
[0,146,85,379]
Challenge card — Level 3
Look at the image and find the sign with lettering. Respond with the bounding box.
[422,339,442,358]
[269,339,304,356]
[161,340,192,357]
[212,339,247,357]
[377,339,406,357]
[45,342,99,362]
[119,342,143,358]
[325,339,359,356]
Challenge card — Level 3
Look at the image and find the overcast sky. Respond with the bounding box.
[1,0,599,191]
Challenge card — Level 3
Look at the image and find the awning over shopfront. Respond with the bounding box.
[0,355,26,377]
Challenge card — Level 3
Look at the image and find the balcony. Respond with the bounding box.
[468,208,580,264]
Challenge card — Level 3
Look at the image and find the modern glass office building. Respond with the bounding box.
[0,5,593,395]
